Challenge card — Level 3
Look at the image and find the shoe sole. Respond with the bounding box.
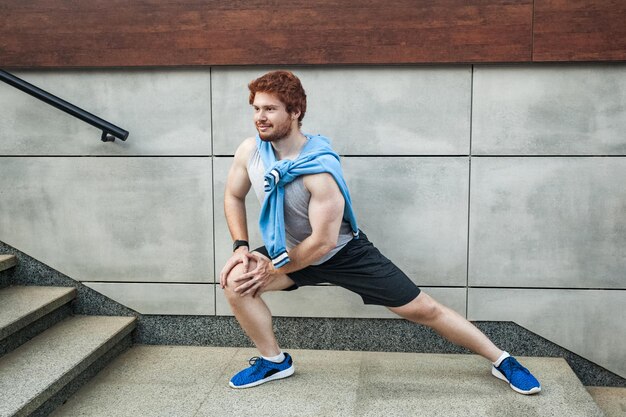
[492,366,541,395]
[229,365,295,389]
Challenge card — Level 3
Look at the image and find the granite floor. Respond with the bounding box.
[50,346,605,417]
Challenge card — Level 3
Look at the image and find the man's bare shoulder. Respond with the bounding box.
[233,137,257,162]
[303,172,340,195]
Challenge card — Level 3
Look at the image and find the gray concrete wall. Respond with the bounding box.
[0,65,624,377]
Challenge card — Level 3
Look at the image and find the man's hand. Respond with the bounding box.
[219,247,251,289]
[231,252,276,297]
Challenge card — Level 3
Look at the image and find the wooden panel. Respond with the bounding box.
[0,0,532,68]
[534,0,626,61]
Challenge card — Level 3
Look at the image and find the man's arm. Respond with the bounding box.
[274,172,345,273]
[219,137,256,288]
[234,172,345,295]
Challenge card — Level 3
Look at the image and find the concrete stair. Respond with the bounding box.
[587,386,626,417]
[49,346,608,417]
[0,254,17,272]
[0,255,136,417]
[0,286,76,355]
[2,253,621,416]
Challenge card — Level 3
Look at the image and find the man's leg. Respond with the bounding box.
[223,256,298,389]
[223,257,295,357]
[388,291,501,361]
[389,291,541,394]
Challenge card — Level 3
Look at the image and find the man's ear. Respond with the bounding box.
[291,109,301,120]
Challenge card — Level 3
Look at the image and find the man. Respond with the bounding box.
[220,70,541,394]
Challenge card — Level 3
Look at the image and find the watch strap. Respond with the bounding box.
[233,240,249,252]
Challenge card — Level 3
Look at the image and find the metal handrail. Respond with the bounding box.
[0,69,129,142]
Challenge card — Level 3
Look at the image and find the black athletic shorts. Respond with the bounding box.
[253,231,421,307]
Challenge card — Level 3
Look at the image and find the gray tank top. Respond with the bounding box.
[247,145,353,265]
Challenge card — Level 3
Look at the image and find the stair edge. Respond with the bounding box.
[6,315,136,417]
[0,255,17,272]
[0,286,77,341]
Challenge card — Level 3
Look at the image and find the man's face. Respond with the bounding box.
[252,92,295,142]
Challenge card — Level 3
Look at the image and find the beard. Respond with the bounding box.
[257,119,294,142]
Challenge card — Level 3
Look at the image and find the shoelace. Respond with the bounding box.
[248,356,262,367]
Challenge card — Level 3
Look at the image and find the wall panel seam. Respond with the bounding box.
[210,66,217,316]
[82,281,216,285]
[75,282,623,290]
[472,155,626,158]
[468,287,625,291]
[466,64,474,318]
[2,155,624,158]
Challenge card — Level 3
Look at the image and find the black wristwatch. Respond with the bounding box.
[232,240,249,252]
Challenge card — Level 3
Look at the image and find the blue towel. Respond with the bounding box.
[258,133,359,268]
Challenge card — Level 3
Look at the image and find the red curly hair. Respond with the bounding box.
[248,70,307,127]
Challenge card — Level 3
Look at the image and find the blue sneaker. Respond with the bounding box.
[492,356,541,395]
[229,353,294,389]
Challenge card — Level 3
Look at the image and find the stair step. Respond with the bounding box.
[50,348,605,417]
[0,286,76,342]
[0,254,17,272]
[586,386,626,417]
[0,315,136,417]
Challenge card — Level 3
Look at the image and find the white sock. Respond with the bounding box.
[262,352,285,363]
[493,351,510,367]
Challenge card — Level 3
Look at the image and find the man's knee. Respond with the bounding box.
[417,295,442,322]
[391,292,442,323]
[222,261,256,303]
